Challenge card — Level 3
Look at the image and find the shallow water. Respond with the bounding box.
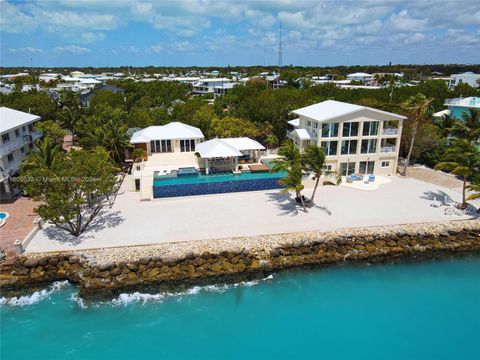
[1,256,479,360]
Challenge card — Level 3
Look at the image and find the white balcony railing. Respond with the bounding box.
[381,146,396,153]
[0,131,42,157]
[382,128,399,136]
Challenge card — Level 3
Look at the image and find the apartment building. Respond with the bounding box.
[287,100,406,176]
[0,107,42,199]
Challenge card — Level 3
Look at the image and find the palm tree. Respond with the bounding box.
[401,93,433,176]
[452,109,480,144]
[434,114,455,140]
[270,140,301,173]
[278,164,308,212]
[467,176,480,203]
[302,145,341,205]
[435,139,480,208]
[21,137,61,173]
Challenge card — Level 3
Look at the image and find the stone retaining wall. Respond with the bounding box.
[1,219,479,292]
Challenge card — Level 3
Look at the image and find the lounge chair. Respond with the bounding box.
[430,197,441,208]
[368,175,375,182]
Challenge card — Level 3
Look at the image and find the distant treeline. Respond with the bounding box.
[1,64,479,78]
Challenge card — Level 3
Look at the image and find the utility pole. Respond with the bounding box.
[278,21,283,69]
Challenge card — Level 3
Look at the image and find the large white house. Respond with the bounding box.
[0,107,42,198]
[192,78,237,95]
[287,100,406,176]
[346,72,374,83]
[448,72,480,90]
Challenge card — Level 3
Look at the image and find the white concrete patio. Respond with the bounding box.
[25,175,479,252]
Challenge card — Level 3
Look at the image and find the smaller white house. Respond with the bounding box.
[196,138,265,174]
[130,122,205,158]
[448,72,480,90]
[56,76,101,91]
[346,72,374,83]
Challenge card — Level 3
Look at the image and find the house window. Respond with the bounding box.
[180,139,195,152]
[151,140,172,153]
[29,142,34,150]
[381,160,390,168]
[321,123,339,138]
[359,161,375,174]
[313,122,318,129]
[341,140,357,155]
[28,123,33,132]
[362,121,379,136]
[2,133,10,143]
[22,126,26,133]
[323,164,333,171]
[361,139,377,154]
[20,146,25,153]
[339,162,355,176]
[7,153,14,163]
[342,122,359,137]
[307,120,312,127]
[15,129,20,138]
[321,141,338,156]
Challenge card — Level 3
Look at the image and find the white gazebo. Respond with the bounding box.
[196,137,265,174]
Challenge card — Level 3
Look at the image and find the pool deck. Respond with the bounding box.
[24,175,479,253]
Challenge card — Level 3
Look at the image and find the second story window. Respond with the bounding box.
[2,133,10,144]
[22,126,26,133]
[15,129,20,138]
[321,123,339,138]
[7,153,14,163]
[362,121,379,136]
[321,141,338,156]
[28,123,34,132]
[341,140,358,155]
[342,122,359,137]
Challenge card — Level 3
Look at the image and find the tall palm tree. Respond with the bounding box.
[401,93,433,176]
[270,140,301,173]
[435,139,480,208]
[278,164,308,212]
[302,145,341,205]
[21,137,61,173]
[452,109,480,144]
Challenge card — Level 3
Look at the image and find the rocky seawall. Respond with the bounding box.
[1,219,479,293]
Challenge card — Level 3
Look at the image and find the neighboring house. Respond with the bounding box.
[0,107,42,199]
[346,72,374,83]
[129,122,205,159]
[56,76,101,92]
[287,100,406,176]
[192,78,237,95]
[79,84,126,107]
[39,73,61,83]
[448,72,480,90]
[439,97,480,119]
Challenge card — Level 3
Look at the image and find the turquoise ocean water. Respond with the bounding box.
[1,256,479,360]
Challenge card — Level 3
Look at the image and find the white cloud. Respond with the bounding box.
[53,45,91,54]
[9,47,44,53]
[404,32,427,45]
[147,44,163,54]
[388,10,428,32]
[79,32,105,43]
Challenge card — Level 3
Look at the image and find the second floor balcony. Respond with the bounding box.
[0,131,42,157]
[382,127,399,136]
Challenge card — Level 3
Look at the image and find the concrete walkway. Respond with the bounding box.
[25,176,479,252]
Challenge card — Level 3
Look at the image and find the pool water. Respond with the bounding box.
[153,170,286,186]
[0,212,7,220]
[1,256,479,360]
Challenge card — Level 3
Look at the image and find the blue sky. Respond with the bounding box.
[1,0,479,67]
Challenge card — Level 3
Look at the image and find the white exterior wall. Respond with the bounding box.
[289,109,403,176]
[449,73,480,89]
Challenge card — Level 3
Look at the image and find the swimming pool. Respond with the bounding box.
[153,170,285,186]
[153,168,286,198]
